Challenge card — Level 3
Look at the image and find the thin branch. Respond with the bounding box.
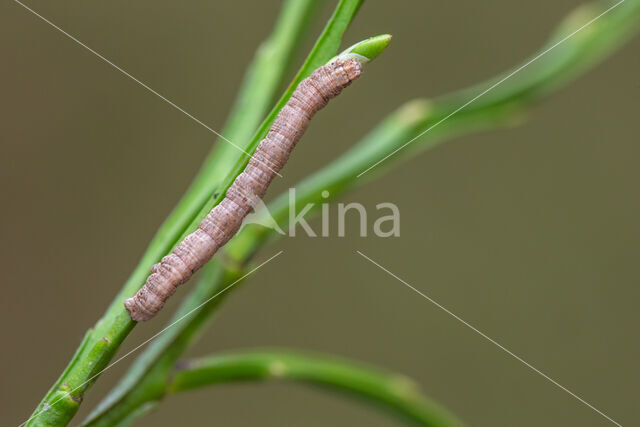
[26,0,322,425]
[87,1,640,424]
[81,0,365,425]
[169,349,463,426]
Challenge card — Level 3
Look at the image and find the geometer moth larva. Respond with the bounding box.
[125,35,391,321]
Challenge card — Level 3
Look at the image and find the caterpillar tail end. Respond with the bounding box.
[124,296,150,322]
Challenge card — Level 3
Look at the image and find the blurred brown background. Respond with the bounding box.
[1,1,639,426]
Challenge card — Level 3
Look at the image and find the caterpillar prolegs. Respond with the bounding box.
[125,59,367,321]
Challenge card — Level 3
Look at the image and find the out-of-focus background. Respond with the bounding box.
[1,1,638,425]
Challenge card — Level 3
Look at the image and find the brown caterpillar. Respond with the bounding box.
[125,58,363,321]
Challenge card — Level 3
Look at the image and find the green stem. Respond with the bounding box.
[83,261,241,426]
[88,1,640,424]
[177,0,365,241]
[82,1,364,425]
[26,1,320,425]
[170,349,463,426]
[232,0,640,255]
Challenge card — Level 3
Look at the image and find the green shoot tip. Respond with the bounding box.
[329,34,392,65]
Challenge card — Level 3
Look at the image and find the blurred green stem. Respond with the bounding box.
[234,0,640,256]
[169,349,463,427]
[88,1,639,425]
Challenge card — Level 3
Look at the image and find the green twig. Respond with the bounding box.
[82,0,365,425]
[26,0,320,425]
[87,1,640,424]
[176,0,365,242]
[240,0,640,245]
[169,349,463,426]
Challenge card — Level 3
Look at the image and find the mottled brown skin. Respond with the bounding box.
[125,59,362,321]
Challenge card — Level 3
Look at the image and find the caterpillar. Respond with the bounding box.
[125,35,391,321]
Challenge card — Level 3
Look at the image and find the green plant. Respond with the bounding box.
[25,0,639,425]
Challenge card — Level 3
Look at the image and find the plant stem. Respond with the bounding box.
[169,349,463,426]
[177,0,365,242]
[233,0,640,255]
[25,1,321,425]
[79,0,365,425]
[87,1,640,424]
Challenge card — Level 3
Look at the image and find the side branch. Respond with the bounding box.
[169,349,463,427]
